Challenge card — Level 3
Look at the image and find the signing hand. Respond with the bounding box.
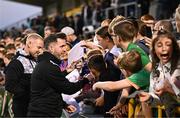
[65,105,77,113]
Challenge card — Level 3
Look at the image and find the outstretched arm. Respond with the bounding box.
[93,79,132,92]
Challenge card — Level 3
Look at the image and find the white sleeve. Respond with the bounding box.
[170,69,180,98]
[148,73,161,106]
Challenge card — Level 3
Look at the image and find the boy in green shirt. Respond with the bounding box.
[93,20,152,116]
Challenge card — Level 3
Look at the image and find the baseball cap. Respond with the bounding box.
[61,26,75,35]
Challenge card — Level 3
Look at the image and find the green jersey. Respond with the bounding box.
[127,43,150,67]
[126,43,151,90]
[127,69,150,90]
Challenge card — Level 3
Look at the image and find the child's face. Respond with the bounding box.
[155,37,173,64]
[60,45,71,60]
[96,35,108,49]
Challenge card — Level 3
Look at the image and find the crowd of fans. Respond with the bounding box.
[1,0,179,40]
[0,0,180,117]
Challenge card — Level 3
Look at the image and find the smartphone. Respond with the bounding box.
[145,26,152,39]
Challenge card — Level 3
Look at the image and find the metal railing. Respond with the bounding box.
[102,1,140,19]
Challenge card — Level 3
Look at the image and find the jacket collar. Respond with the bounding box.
[16,48,35,60]
[37,51,61,65]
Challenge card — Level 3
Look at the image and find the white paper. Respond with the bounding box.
[65,69,80,83]
[68,41,85,67]
[110,45,122,57]
[62,91,81,101]
[63,69,81,104]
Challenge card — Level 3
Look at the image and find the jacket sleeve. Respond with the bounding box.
[45,64,89,95]
[5,60,25,95]
[62,100,68,108]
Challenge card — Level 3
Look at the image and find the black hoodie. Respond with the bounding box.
[28,51,89,117]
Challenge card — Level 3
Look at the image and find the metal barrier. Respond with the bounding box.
[128,98,179,118]
[102,1,140,19]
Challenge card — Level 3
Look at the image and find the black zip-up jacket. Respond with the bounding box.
[28,51,89,117]
[5,50,36,100]
[5,50,36,116]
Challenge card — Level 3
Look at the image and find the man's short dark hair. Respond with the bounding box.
[55,32,67,39]
[44,34,66,50]
[44,34,58,50]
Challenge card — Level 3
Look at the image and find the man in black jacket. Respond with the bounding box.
[5,33,44,117]
[27,34,90,117]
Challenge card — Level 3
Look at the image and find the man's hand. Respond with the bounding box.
[67,60,83,72]
[65,105,77,113]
